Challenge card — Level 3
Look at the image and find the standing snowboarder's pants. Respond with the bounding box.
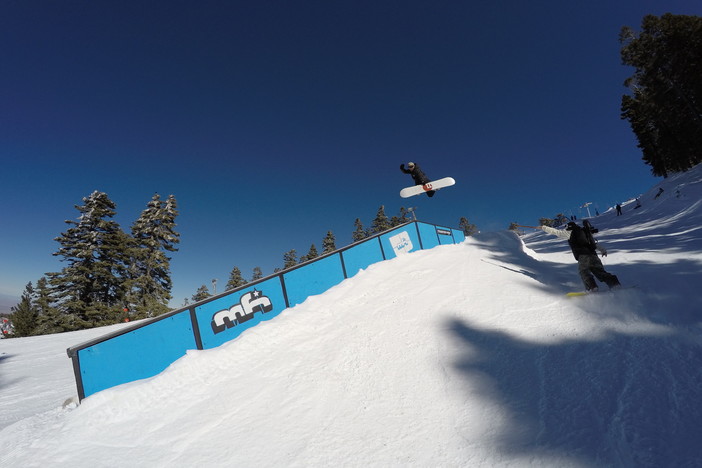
[578,254,620,290]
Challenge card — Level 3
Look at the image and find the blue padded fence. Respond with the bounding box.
[67,221,465,400]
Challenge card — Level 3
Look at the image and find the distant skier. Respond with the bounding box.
[400,162,435,197]
[616,204,622,216]
[540,220,621,292]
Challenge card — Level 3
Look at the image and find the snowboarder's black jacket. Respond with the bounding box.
[566,223,598,260]
[400,163,430,186]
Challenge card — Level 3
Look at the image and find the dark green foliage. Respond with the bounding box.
[127,194,180,318]
[370,206,392,234]
[390,207,412,227]
[33,277,53,317]
[8,283,38,337]
[226,267,247,291]
[33,276,63,336]
[458,217,478,236]
[620,14,702,176]
[322,231,336,254]
[192,285,211,303]
[48,191,130,329]
[300,244,319,263]
[251,267,263,281]
[23,191,181,334]
[352,218,367,242]
[283,249,298,269]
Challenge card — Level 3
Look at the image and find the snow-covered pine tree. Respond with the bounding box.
[226,266,247,291]
[371,205,391,234]
[8,282,38,337]
[49,191,130,329]
[322,231,336,254]
[127,193,180,318]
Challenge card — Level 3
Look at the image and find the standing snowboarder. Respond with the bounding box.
[540,220,621,292]
[400,162,435,197]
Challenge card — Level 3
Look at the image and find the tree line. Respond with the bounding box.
[5,195,477,337]
[7,191,179,337]
[188,206,478,304]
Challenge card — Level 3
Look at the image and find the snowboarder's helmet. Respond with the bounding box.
[566,222,577,231]
[408,162,415,169]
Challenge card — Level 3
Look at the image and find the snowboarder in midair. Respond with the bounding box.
[540,220,621,292]
[400,162,435,197]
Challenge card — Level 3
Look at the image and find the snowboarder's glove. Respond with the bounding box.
[400,164,405,171]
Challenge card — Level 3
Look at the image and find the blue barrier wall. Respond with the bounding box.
[67,221,466,400]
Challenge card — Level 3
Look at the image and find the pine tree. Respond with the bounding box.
[620,14,702,176]
[458,217,478,236]
[283,249,298,269]
[390,207,411,227]
[32,276,62,335]
[300,244,319,263]
[352,218,367,242]
[127,193,180,318]
[370,206,391,234]
[226,266,247,290]
[49,191,130,329]
[251,267,263,281]
[8,283,38,337]
[33,276,53,316]
[322,231,336,254]
[192,285,211,303]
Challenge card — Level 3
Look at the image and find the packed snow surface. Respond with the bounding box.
[2,165,702,467]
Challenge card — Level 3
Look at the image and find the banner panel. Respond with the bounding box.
[195,277,287,350]
[341,239,384,278]
[416,223,440,250]
[78,311,196,398]
[436,226,456,245]
[283,254,345,306]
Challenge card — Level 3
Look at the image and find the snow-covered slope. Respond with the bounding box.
[1,165,701,467]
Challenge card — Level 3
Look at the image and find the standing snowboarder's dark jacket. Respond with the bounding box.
[400,162,430,186]
[566,222,599,260]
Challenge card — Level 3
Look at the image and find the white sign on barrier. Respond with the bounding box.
[389,231,413,255]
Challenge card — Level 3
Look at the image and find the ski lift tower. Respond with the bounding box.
[407,207,418,221]
[582,202,593,218]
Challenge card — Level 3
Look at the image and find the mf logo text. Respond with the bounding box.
[211,290,273,334]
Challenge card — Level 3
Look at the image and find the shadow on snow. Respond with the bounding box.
[445,317,702,467]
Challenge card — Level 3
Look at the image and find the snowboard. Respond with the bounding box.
[400,177,455,198]
[566,286,637,297]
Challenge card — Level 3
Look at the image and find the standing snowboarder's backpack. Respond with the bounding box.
[566,222,598,259]
[582,220,599,249]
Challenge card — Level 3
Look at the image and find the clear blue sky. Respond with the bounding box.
[2,0,700,310]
